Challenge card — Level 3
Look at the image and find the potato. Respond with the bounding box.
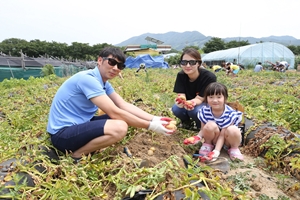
[178,94,186,101]
[150,147,156,151]
[166,123,177,130]
[147,149,154,156]
[169,120,177,125]
[186,137,195,143]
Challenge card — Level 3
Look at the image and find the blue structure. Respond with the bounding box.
[125,54,169,69]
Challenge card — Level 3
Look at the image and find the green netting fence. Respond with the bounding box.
[0,65,88,82]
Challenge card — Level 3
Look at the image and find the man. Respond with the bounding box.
[47,47,174,161]
[254,62,264,72]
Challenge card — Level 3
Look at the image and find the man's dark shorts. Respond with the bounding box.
[50,115,109,153]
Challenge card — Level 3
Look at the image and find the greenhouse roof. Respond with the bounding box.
[202,42,295,68]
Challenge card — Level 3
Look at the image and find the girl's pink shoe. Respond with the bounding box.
[199,143,214,156]
[228,148,244,161]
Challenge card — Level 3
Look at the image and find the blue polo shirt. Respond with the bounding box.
[47,67,114,134]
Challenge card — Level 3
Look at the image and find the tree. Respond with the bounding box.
[202,37,226,53]
[91,43,112,60]
[26,39,48,57]
[182,45,199,51]
[68,42,92,60]
[165,54,181,66]
[0,38,27,56]
[287,45,299,55]
[46,41,69,58]
[225,40,250,49]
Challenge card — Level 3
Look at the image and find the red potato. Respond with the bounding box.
[176,94,186,102]
[184,100,195,111]
[175,95,186,108]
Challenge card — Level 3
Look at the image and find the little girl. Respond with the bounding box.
[183,82,244,161]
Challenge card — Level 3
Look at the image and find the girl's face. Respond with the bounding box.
[207,93,225,110]
[180,54,199,75]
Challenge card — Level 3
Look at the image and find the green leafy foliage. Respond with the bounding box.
[41,64,55,77]
[0,68,299,199]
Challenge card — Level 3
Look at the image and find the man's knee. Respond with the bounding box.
[106,120,128,141]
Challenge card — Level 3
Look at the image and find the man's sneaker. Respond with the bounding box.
[72,157,82,164]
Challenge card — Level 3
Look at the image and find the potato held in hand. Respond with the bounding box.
[177,94,186,101]
[175,95,186,108]
[169,120,176,125]
[165,121,177,130]
[184,100,196,111]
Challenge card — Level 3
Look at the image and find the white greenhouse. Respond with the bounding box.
[202,42,295,69]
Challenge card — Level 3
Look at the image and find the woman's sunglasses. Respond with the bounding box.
[180,60,200,66]
[103,57,126,70]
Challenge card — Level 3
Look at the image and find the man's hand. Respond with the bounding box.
[148,121,174,136]
[175,94,186,108]
[152,116,174,123]
[184,100,196,111]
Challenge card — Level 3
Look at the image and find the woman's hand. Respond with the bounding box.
[184,100,196,110]
[175,94,186,108]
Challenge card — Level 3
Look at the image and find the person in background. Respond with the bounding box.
[184,82,244,161]
[172,48,216,130]
[237,63,245,70]
[210,65,222,72]
[266,61,286,72]
[201,62,207,69]
[279,61,290,71]
[47,47,174,162]
[226,62,240,76]
[254,62,264,72]
[135,63,147,73]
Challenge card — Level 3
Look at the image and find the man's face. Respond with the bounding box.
[98,56,124,81]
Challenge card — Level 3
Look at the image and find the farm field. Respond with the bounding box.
[0,68,300,200]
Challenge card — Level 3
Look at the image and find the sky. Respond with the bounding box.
[1,0,299,46]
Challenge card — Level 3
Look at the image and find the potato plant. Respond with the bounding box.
[0,68,299,199]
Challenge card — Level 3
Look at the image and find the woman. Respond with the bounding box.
[172,48,216,130]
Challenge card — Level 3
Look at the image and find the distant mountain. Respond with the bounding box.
[115,31,300,51]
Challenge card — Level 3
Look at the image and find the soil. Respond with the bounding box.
[111,124,300,200]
